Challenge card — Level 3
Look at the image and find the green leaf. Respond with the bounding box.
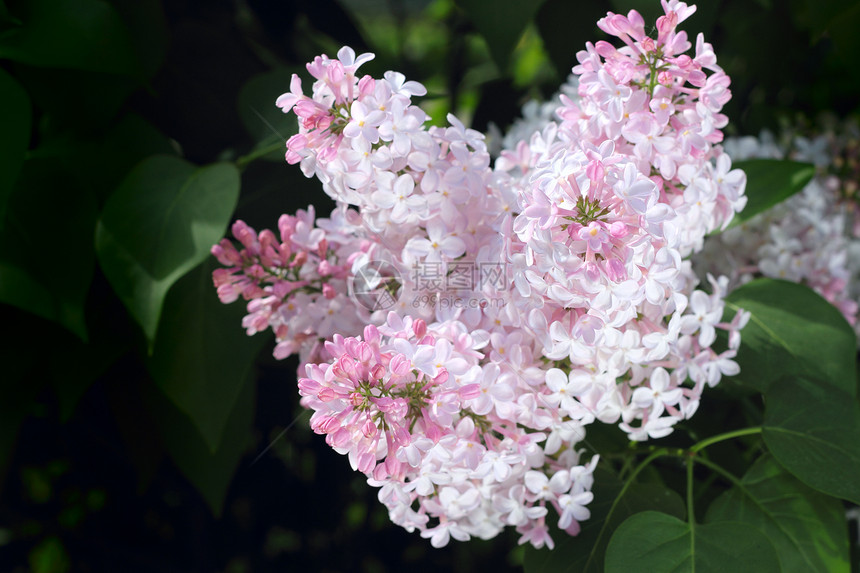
[604,511,781,573]
[762,376,860,505]
[726,159,815,230]
[0,68,30,227]
[237,68,301,158]
[725,279,857,395]
[111,0,169,79]
[457,0,546,71]
[95,156,240,347]
[0,158,96,340]
[524,470,685,573]
[148,260,270,452]
[706,454,850,573]
[147,361,256,517]
[62,113,178,202]
[0,0,138,75]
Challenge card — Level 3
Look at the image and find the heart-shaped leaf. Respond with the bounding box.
[763,376,860,505]
[95,155,240,347]
[726,159,815,230]
[605,511,780,573]
[725,279,857,395]
[148,260,270,452]
[706,454,850,573]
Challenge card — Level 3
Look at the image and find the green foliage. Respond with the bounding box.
[763,376,860,505]
[456,0,545,72]
[148,260,270,452]
[0,158,97,340]
[524,472,685,573]
[725,160,816,230]
[604,511,781,573]
[95,156,240,346]
[147,364,256,517]
[0,0,138,74]
[706,455,850,573]
[724,279,857,394]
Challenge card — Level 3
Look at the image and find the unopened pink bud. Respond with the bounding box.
[356,341,372,362]
[358,75,375,96]
[363,324,380,344]
[389,354,410,376]
[432,369,449,385]
[291,251,308,268]
[318,260,333,276]
[393,426,411,446]
[610,221,627,238]
[413,319,427,338]
[361,419,378,438]
[458,383,481,400]
[357,451,376,474]
[322,283,336,299]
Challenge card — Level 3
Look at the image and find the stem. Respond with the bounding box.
[691,455,746,490]
[236,141,285,169]
[689,427,762,454]
[583,448,670,572]
[687,451,696,568]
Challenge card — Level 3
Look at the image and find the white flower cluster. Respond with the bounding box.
[695,122,860,331]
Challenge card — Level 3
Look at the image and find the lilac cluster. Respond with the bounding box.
[212,0,749,548]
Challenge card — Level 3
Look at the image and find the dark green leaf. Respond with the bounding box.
[457,0,546,71]
[0,0,138,75]
[725,279,857,395]
[0,68,30,227]
[95,155,240,347]
[524,470,685,573]
[605,511,781,573]
[763,376,860,505]
[0,158,96,339]
[148,260,270,452]
[147,361,256,517]
[706,454,850,573]
[111,0,169,79]
[726,160,815,230]
[65,113,177,202]
[237,68,301,158]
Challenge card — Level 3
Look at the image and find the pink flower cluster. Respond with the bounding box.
[211,207,368,362]
[212,0,749,549]
[300,315,597,547]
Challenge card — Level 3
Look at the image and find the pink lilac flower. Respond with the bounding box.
[212,1,751,550]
